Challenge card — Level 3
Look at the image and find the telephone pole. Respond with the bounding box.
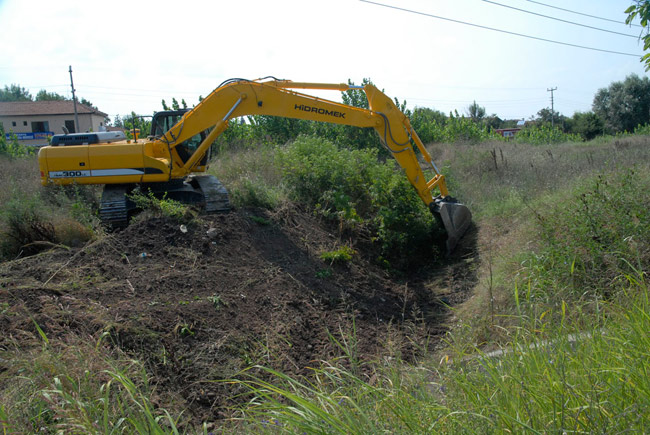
[547,87,557,128]
[69,65,80,133]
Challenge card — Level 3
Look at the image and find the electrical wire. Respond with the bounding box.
[522,0,642,28]
[359,0,641,57]
[482,0,637,38]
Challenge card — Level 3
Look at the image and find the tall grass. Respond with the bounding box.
[230,273,649,433]
[0,156,98,260]
[0,333,185,434]
[438,135,650,219]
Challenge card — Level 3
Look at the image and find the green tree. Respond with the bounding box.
[79,97,97,110]
[341,78,372,109]
[593,74,650,133]
[626,0,650,71]
[409,107,446,144]
[122,112,152,139]
[0,84,32,102]
[465,100,486,122]
[569,111,604,140]
[35,89,66,101]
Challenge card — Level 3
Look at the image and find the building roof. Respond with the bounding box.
[0,100,107,118]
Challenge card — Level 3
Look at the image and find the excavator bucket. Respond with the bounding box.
[431,196,472,253]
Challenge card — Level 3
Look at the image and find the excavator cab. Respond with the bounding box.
[151,110,210,167]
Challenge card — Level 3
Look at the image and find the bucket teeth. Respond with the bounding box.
[431,197,472,253]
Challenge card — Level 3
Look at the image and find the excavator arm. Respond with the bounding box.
[157,78,470,250]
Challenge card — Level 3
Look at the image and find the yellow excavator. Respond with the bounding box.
[38,78,471,250]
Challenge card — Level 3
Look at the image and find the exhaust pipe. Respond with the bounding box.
[430,196,472,253]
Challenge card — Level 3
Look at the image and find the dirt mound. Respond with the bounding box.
[0,206,478,422]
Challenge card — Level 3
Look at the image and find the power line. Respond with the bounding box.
[522,0,642,28]
[359,0,641,57]
[482,0,637,38]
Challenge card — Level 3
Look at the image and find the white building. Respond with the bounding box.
[0,101,108,146]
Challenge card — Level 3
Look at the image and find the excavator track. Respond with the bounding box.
[99,185,131,228]
[98,175,231,227]
[191,175,231,212]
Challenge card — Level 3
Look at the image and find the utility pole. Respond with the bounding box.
[547,87,557,129]
[69,65,80,133]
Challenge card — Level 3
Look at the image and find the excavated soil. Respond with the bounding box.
[0,206,478,423]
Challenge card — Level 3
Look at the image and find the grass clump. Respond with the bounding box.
[0,333,185,434]
[320,246,356,264]
[128,189,193,222]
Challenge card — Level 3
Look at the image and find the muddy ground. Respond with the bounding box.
[0,206,478,423]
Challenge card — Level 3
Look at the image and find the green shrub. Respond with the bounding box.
[0,125,34,158]
[634,123,650,135]
[278,135,439,268]
[515,124,583,145]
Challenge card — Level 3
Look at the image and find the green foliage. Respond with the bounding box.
[634,122,650,135]
[319,246,356,264]
[34,89,66,101]
[0,125,33,158]
[234,284,650,433]
[465,100,486,121]
[569,111,605,140]
[593,74,650,133]
[278,135,438,268]
[409,107,447,144]
[230,175,282,209]
[515,124,582,144]
[0,181,97,259]
[128,190,189,221]
[0,84,32,102]
[442,111,501,143]
[523,168,650,300]
[0,188,57,258]
[208,294,227,310]
[0,339,183,433]
[118,112,152,140]
[249,215,271,226]
[626,0,650,71]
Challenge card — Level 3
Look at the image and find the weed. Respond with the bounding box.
[128,189,190,221]
[174,323,195,337]
[249,215,271,226]
[208,294,227,310]
[320,246,356,264]
[316,268,333,279]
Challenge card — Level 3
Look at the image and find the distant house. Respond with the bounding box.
[495,119,527,139]
[0,101,108,147]
[495,128,521,139]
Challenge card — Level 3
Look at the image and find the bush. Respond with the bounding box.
[278,135,439,268]
[0,125,34,158]
[515,124,583,145]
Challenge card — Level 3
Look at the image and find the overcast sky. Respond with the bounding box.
[0,0,647,123]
